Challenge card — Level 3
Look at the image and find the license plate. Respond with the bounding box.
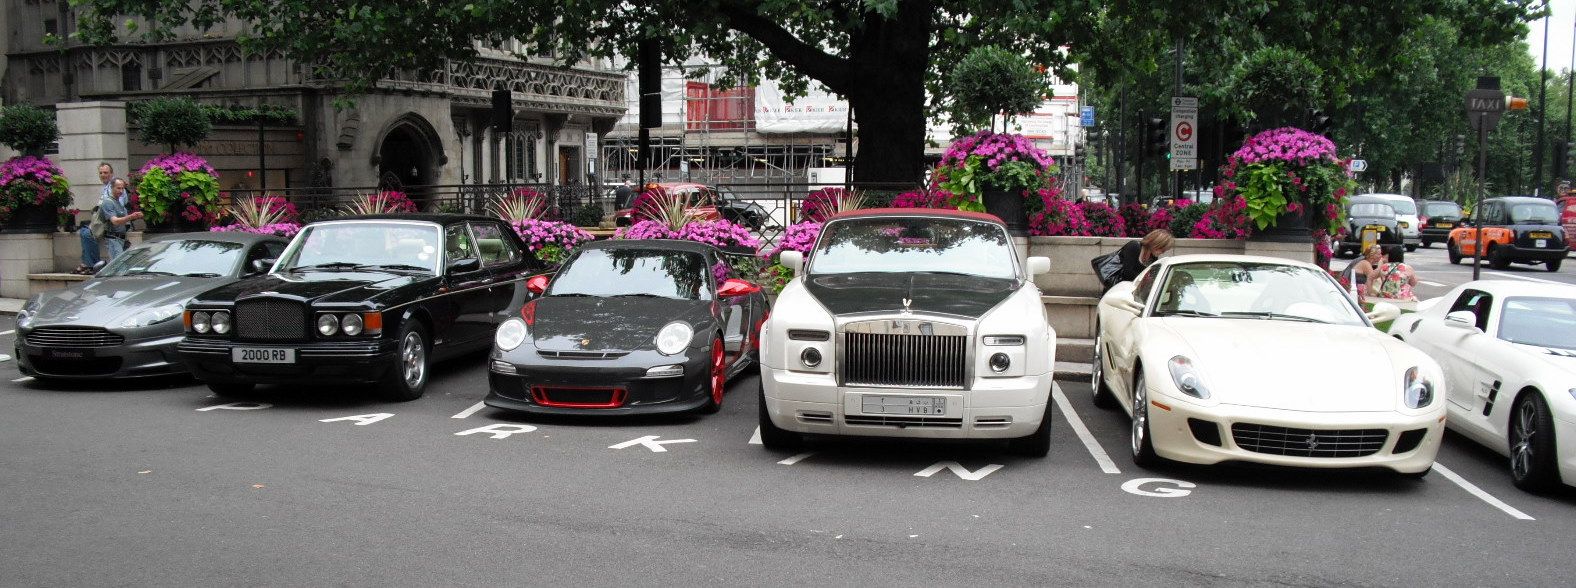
[44,348,93,359]
[1537,239,1548,248]
[862,395,945,415]
[1366,225,1386,232]
[232,347,295,364]
[1530,231,1554,238]
[1436,223,1453,228]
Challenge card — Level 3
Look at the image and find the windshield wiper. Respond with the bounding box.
[357,263,430,272]
[181,272,222,278]
[546,292,593,297]
[1155,309,1217,318]
[1220,311,1327,324]
[610,293,672,299]
[124,270,176,276]
[289,262,360,272]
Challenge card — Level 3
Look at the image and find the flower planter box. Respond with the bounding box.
[0,205,58,233]
[1028,235,1247,298]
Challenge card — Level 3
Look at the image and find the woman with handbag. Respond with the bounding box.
[1092,229,1174,292]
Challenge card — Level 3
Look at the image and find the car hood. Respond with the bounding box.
[1521,344,1576,377]
[804,273,1017,319]
[28,275,231,328]
[529,295,711,352]
[195,271,421,305]
[1157,318,1399,412]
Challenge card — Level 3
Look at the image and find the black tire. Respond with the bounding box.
[207,382,256,397]
[378,320,430,402]
[1091,323,1116,409]
[1009,399,1053,457]
[1130,368,1159,467]
[1546,258,1562,272]
[757,379,801,450]
[1405,244,1417,252]
[1509,393,1561,492]
[697,337,725,415]
[1447,241,1462,264]
[1419,240,1431,249]
[1489,245,1511,270]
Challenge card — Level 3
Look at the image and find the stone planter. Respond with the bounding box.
[982,189,1029,236]
[1028,235,1248,297]
[1,204,59,233]
[1250,202,1314,243]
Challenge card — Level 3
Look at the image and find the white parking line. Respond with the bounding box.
[450,402,486,419]
[748,426,762,445]
[777,452,815,465]
[0,354,9,363]
[1432,462,1534,520]
[1486,272,1567,285]
[11,376,32,383]
[0,330,14,335]
[1052,386,1121,474]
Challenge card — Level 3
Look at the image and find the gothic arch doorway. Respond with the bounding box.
[375,114,444,198]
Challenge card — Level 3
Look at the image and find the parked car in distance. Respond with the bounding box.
[1388,280,1576,491]
[1417,199,1465,248]
[1362,194,1422,251]
[1336,197,1404,258]
[757,208,1057,457]
[1447,197,1565,271]
[612,182,768,231]
[13,232,289,382]
[177,214,544,401]
[485,239,768,415]
[1094,255,1441,475]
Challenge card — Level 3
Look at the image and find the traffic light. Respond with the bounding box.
[1308,109,1333,134]
[1146,117,1167,154]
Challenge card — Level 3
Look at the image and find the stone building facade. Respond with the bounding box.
[3,0,626,210]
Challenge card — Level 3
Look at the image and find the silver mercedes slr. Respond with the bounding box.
[13,232,289,382]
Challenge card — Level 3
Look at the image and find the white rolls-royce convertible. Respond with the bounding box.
[1389,280,1576,492]
[757,209,1057,456]
[1094,254,1445,475]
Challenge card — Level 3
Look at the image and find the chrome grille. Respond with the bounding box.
[841,324,968,389]
[235,298,308,341]
[1231,423,1388,458]
[24,326,124,348]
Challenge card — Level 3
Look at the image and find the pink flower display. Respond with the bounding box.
[1118,202,1152,237]
[1078,201,1126,237]
[939,130,1055,171]
[1028,196,1090,237]
[676,219,760,250]
[766,221,822,261]
[138,152,220,178]
[890,189,956,209]
[210,223,302,238]
[1228,127,1339,166]
[1191,198,1253,240]
[0,155,72,224]
[509,218,593,252]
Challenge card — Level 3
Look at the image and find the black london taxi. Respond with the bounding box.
[177,214,545,401]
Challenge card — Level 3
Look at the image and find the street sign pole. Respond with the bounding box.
[1474,117,1487,280]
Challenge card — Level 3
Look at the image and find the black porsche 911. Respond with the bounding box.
[484,239,769,415]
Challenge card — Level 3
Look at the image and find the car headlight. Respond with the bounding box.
[1404,367,1434,409]
[211,310,231,334]
[317,314,340,336]
[495,318,527,351]
[15,310,32,330]
[191,311,211,334]
[120,303,185,329]
[655,321,694,355]
[1167,355,1211,399]
[342,313,364,336]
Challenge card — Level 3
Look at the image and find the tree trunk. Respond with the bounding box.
[846,0,932,186]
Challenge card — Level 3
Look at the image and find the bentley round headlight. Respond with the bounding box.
[655,322,693,355]
[1167,355,1210,399]
[1404,367,1434,409]
[989,352,1011,373]
[800,347,822,368]
[495,318,527,351]
[341,313,364,336]
[317,314,340,336]
[211,311,231,334]
[191,311,211,334]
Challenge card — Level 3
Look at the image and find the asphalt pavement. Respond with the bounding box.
[2,326,1574,586]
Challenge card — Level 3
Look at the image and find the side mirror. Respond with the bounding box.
[251,258,276,274]
[1444,310,1481,331]
[717,278,762,298]
[1026,256,1051,276]
[526,274,550,295]
[1111,296,1145,315]
[779,250,804,275]
[1366,302,1401,324]
[446,258,481,274]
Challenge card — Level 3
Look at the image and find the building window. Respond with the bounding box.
[43,19,58,37]
[685,82,755,131]
[121,61,143,92]
[508,131,538,181]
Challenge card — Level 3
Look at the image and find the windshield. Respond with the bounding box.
[1152,261,1366,326]
[809,217,1016,279]
[1424,202,1461,217]
[549,248,711,300]
[1509,202,1559,224]
[1498,296,1576,350]
[1349,203,1395,218]
[98,239,245,277]
[276,222,441,274]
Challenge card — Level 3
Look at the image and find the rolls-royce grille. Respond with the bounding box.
[842,332,967,388]
[236,298,308,341]
[1231,423,1388,458]
[25,326,124,348]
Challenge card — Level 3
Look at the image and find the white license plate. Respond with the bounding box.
[862,395,945,415]
[232,347,295,364]
[1537,239,1548,248]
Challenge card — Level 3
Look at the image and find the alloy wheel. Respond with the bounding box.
[1132,373,1148,457]
[1091,330,1104,396]
[710,339,726,405]
[402,331,426,389]
[1512,400,1537,480]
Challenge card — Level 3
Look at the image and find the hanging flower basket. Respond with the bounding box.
[934,131,1057,236]
[1215,127,1352,243]
[0,155,72,233]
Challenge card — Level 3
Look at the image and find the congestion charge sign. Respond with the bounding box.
[1170,96,1198,171]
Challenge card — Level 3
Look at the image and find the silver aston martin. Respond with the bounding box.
[13,232,290,381]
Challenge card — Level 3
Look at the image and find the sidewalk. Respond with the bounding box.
[0,297,22,316]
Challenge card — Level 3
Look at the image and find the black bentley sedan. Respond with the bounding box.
[484,239,769,416]
[177,214,544,401]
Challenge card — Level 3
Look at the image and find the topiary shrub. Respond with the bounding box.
[568,204,605,227]
[948,45,1049,133]
[135,97,212,153]
[0,104,60,156]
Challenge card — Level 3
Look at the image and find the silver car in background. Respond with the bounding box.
[13,232,289,382]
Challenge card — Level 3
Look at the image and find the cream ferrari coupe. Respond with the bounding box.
[1389,280,1576,492]
[1093,254,1445,475]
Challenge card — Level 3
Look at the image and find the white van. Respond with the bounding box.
[1360,194,1420,251]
